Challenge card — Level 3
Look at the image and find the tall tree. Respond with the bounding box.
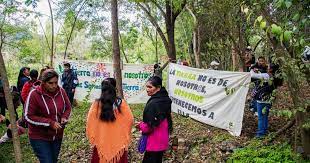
[0,1,23,162]
[245,0,310,156]
[47,0,55,66]
[186,0,204,68]
[136,0,186,61]
[111,0,124,98]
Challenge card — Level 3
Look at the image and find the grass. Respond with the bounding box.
[0,107,36,163]
[0,102,307,162]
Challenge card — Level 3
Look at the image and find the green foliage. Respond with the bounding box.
[0,109,36,162]
[212,133,233,142]
[302,118,310,130]
[271,109,294,119]
[271,24,282,36]
[228,141,304,163]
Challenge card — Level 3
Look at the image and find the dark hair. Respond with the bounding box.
[104,78,116,88]
[154,63,160,69]
[98,80,120,122]
[64,63,71,68]
[258,56,265,60]
[17,67,30,90]
[29,69,39,80]
[153,64,160,74]
[41,70,59,82]
[147,76,162,88]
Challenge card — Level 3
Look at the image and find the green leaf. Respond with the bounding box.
[285,0,292,9]
[260,21,267,29]
[262,107,266,114]
[271,24,282,36]
[283,31,292,42]
[300,39,305,46]
[276,0,284,8]
[292,13,300,21]
[256,16,263,22]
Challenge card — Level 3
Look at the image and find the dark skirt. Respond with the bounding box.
[142,151,164,163]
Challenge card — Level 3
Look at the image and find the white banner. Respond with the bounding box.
[55,60,153,103]
[168,63,251,136]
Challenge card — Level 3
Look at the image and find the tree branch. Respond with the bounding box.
[64,0,87,59]
[186,5,197,24]
[37,17,51,51]
[172,0,187,21]
[265,118,295,144]
[253,38,262,52]
[137,2,169,52]
[150,0,167,20]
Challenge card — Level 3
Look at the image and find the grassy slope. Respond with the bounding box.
[0,101,307,162]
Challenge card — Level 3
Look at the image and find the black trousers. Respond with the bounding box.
[142,151,164,163]
[0,97,6,116]
[64,89,74,106]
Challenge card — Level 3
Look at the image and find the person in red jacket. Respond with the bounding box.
[21,69,40,103]
[25,69,71,163]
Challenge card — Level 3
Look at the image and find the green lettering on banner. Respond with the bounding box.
[124,72,151,79]
[174,88,204,103]
[176,70,197,80]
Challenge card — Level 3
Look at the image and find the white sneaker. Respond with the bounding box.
[0,133,10,144]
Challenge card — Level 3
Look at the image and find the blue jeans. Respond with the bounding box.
[30,139,62,163]
[250,100,257,112]
[256,102,271,137]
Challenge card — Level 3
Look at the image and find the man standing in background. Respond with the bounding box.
[61,62,78,106]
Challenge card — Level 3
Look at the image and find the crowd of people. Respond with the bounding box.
[0,50,286,163]
[0,62,173,163]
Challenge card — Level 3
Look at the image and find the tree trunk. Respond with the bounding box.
[193,24,202,68]
[166,19,176,61]
[0,33,22,162]
[111,0,124,98]
[48,0,54,67]
[165,1,176,61]
[231,46,239,71]
[188,41,196,67]
[155,30,158,63]
[302,124,310,158]
[119,33,129,63]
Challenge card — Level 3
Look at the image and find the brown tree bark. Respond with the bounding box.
[0,28,22,162]
[111,0,124,98]
[137,0,186,61]
[193,24,202,68]
[47,0,54,67]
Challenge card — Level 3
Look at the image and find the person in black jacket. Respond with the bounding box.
[17,67,30,93]
[250,57,268,73]
[136,76,172,163]
[61,63,78,105]
[250,63,282,137]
